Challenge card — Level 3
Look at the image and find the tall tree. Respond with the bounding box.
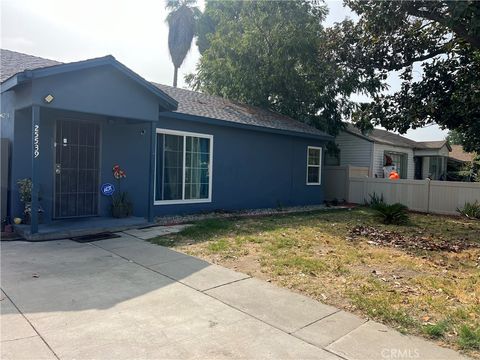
[446,130,464,146]
[187,0,377,137]
[165,0,200,87]
[340,1,480,152]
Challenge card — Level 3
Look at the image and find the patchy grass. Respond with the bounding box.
[424,320,450,339]
[151,207,480,357]
[459,325,480,350]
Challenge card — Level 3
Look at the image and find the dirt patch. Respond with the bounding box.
[349,225,480,253]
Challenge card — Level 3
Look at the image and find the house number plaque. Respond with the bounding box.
[33,124,40,158]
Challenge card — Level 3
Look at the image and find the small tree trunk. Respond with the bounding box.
[173,66,178,87]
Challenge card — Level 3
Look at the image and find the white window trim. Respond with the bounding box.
[306,146,322,185]
[154,128,213,205]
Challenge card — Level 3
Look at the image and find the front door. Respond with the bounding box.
[54,120,100,218]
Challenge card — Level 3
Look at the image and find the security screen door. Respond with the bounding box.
[54,120,100,218]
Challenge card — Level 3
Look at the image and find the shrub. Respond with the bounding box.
[457,201,480,219]
[17,178,33,203]
[371,202,409,225]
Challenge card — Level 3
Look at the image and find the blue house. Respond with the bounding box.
[0,49,331,237]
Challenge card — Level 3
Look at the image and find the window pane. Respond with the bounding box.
[185,136,210,199]
[156,133,211,202]
[308,148,320,165]
[163,134,183,200]
[308,166,319,183]
[385,152,406,178]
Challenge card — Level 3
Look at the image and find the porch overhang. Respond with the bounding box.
[19,104,158,235]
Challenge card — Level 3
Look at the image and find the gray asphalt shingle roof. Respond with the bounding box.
[344,124,448,150]
[153,83,329,137]
[0,49,330,138]
[0,49,61,83]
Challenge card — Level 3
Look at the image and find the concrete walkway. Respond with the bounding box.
[1,230,469,360]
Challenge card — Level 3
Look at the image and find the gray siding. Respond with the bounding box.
[335,131,373,172]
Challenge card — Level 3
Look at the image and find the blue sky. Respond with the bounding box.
[1,0,447,141]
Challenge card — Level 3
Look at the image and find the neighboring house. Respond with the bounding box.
[333,124,451,180]
[448,145,476,165]
[0,49,331,235]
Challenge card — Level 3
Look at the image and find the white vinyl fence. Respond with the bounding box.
[348,177,480,215]
[324,166,370,201]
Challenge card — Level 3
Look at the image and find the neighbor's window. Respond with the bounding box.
[307,146,322,185]
[155,129,212,204]
[384,152,407,179]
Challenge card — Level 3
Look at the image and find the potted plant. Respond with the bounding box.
[111,165,133,218]
[17,178,44,224]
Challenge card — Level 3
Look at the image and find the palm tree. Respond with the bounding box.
[165,0,200,87]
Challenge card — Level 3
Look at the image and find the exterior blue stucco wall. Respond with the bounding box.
[99,119,151,218]
[1,91,16,221]
[30,66,165,120]
[5,108,326,221]
[152,116,326,216]
[3,65,327,224]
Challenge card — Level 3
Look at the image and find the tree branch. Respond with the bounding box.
[387,43,452,71]
[406,6,480,49]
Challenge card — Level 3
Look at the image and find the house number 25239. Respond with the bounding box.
[33,124,40,158]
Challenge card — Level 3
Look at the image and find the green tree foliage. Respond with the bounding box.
[166,0,201,87]
[187,0,378,136]
[342,1,480,152]
[446,130,463,146]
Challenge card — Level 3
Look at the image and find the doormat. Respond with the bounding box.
[70,232,121,243]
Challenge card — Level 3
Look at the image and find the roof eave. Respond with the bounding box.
[0,74,22,93]
[342,128,375,143]
[1,56,178,110]
[162,111,333,141]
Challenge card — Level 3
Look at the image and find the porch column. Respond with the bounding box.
[147,121,156,223]
[30,105,40,234]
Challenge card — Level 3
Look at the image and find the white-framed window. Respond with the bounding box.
[154,129,213,205]
[306,146,322,185]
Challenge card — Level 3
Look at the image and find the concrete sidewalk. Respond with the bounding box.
[1,231,470,360]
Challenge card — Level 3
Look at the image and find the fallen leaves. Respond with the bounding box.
[348,226,480,253]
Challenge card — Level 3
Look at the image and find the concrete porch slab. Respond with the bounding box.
[326,321,469,360]
[149,256,251,291]
[13,216,149,241]
[293,310,367,348]
[205,277,338,333]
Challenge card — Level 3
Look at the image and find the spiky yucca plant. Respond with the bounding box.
[371,202,409,225]
[457,201,480,219]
